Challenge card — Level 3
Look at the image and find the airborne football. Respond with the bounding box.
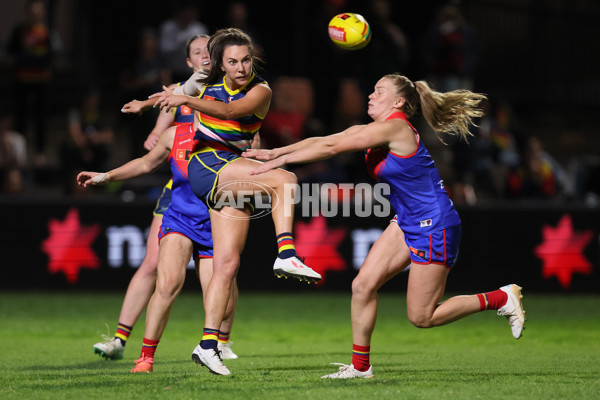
[328,12,371,50]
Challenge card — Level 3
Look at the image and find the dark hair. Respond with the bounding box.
[202,28,262,85]
[384,73,487,143]
[185,34,210,58]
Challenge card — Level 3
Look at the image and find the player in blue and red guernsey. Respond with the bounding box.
[243,73,527,379]
[77,120,250,373]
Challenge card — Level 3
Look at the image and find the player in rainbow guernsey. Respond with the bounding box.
[87,35,241,372]
[92,35,246,363]
[243,73,527,379]
[152,28,321,376]
[193,73,264,154]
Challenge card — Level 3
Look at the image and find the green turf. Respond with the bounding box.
[0,291,598,399]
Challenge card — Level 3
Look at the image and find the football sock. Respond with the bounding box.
[277,232,296,259]
[114,322,133,346]
[218,331,230,344]
[352,344,371,372]
[476,289,508,311]
[141,338,159,358]
[200,328,219,350]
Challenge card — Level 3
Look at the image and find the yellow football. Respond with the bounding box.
[328,12,371,50]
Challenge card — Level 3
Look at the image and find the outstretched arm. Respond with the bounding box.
[76,127,174,187]
[244,121,396,175]
[121,83,178,114]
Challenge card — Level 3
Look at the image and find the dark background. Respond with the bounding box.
[1,0,599,194]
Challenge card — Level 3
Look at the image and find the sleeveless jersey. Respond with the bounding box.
[193,73,267,153]
[162,124,211,242]
[173,81,195,125]
[365,112,461,238]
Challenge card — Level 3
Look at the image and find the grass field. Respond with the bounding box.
[1,290,599,399]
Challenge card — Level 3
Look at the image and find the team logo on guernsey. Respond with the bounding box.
[176,149,190,160]
[180,105,192,115]
[420,219,433,227]
[204,95,224,102]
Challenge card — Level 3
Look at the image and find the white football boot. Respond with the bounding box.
[321,363,374,379]
[217,341,239,360]
[497,284,526,339]
[191,344,231,375]
[93,335,125,360]
[273,256,322,283]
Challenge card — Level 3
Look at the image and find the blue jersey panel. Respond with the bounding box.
[160,123,212,249]
[366,112,461,238]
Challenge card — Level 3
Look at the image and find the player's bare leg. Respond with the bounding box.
[217,159,321,283]
[351,223,411,346]
[197,256,240,359]
[192,206,248,375]
[144,234,193,339]
[322,222,410,379]
[132,234,193,373]
[94,214,162,360]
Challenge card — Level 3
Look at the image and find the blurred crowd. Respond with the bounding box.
[1,0,598,205]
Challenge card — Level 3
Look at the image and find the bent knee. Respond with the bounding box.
[407,312,434,329]
[276,169,297,186]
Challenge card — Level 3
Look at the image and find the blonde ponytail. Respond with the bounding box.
[385,73,487,143]
[415,80,486,142]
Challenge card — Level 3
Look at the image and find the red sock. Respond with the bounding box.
[351,344,371,372]
[141,338,159,358]
[476,289,508,311]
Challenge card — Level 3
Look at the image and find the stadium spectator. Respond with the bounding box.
[158,2,209,82]
[506,136,568,200]
[259,76,347,184]
[59,90,114,195]
[151,28,321,376]
[119,27,171,158]
[225,1,264,58]
[7,0,54,166]
[422,2,477,92]
[362,0,410,95]
[243,73,526,379]
[447,99,519,203]
[0,114,27,194]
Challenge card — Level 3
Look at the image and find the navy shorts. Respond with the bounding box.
[392,216,461,268]
[188,147,242,206]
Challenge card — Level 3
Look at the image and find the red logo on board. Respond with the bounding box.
[294,215,347,284]
[534,214,593,289]
[41,208,101,284]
